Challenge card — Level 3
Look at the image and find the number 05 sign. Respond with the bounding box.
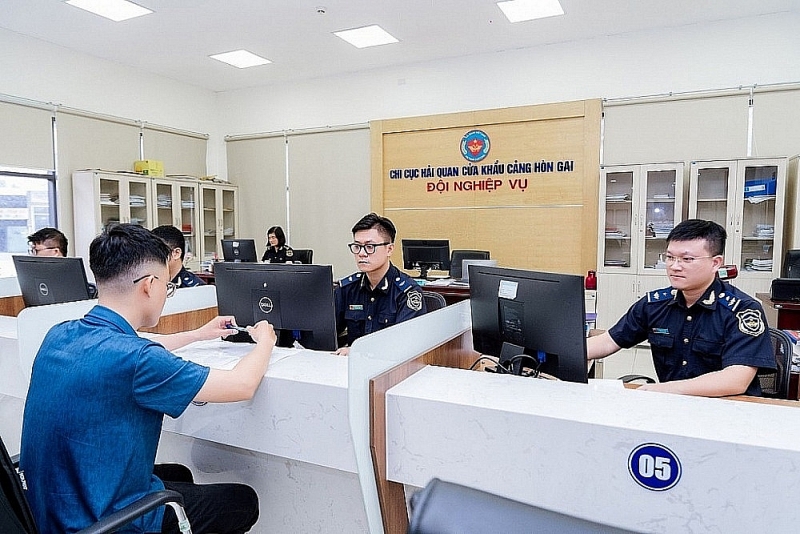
[628,443,682,491]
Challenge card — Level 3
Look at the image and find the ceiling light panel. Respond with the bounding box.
[209,50,272,69]
[497,0,564,23]
[65,0,153,22]
[334,25,399,49]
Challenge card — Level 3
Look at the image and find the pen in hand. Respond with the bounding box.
[225,323,249,333]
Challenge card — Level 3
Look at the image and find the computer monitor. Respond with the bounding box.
[469,265,588,383]
[460,259,498,283]
[221,239,258,263]
[12,256,92,307]
[782,249,800,278]
[402,239,451,279]
[449,250,491,280]
[214,262,337,351]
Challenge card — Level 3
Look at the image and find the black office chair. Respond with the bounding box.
[757,327,793,399]
[292,249,313,264]
[0,435,191,534]
[782,249,800,278]
[408,478,633,534]
[422,291,446,311]
[449,250,490,279]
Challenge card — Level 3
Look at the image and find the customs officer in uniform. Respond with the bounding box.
[261,225,295,263]
[334,213,426,355]
[588,219,775,396]
[151,225,206,288]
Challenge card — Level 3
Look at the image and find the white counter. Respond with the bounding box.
[386,365,800,533]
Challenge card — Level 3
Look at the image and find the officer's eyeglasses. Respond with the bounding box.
[663,253,716,266]
[28,245,60,256]
[133,274,177,298]
[348,242,390,255]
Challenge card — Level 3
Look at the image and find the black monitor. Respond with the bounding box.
[469,265,588,383]
[402,239,451,279]
[12,256,92,307]
[221,239,257,263]
[214,262,337,351]
[783,249,800,278]
[450,250,491,279]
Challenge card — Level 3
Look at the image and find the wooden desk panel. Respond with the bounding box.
[421,284,470,305]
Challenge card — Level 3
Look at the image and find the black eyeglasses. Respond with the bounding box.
[347,242,391,255]
[133,274,176,298]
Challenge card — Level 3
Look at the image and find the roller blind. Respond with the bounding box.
[143,128,207,177]
[751,88,800,158]
[0,101,53,170]
[604,95,750,164]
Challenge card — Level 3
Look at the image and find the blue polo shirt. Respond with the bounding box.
[608,278,775,395]
[20,305,209,533]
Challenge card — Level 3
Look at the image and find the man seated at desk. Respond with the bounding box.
[152,224,206,288]
[334,213,426,355]
[20,223,275,533]
[587,219,775,397]
[28,226,98,298]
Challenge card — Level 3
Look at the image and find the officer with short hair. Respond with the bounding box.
[334,213,426,355]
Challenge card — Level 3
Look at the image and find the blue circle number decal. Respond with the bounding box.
[628,443,681,491]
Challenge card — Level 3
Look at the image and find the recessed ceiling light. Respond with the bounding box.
[334,25,399,49]
[497,0,564,23]
[209,50,272,69]
[65,0,153,22]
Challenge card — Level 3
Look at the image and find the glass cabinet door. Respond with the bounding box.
[99,176,121,232]
[126,177,151,228]
[602,170,634,269]
[178,184,198,263]
[738,162,779,274]
[642,168,679,272]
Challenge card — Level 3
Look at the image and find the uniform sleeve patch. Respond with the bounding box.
[407,290,423,311]
[736,309,765,337]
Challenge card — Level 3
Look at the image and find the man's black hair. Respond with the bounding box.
[267,226,287,248]
[28,227,68,256]
[351,213,397,243]
[666,219,727,257]
[90,224,171,284]
[151,225,187,260]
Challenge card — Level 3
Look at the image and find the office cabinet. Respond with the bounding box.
[199,183,239,264]
[153,179,200,271]
[689,157,787,295]
[72,170,153,259]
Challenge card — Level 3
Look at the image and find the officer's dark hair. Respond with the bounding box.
[28,227,68,256]
[666,219,726,257]
[151,225,187,260]
[267,226,287,248]
[90,223,171,287]
[351,213,397,243]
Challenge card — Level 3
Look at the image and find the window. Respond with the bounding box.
[0,168,57,278]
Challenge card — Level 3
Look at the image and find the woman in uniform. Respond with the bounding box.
[261,225,294,263]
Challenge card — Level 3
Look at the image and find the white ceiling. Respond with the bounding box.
[1,0,798,93]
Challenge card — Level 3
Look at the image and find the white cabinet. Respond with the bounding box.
[153,179,200,271]
[689,157,787,295]
[199,183,239,265]
[72,170,153,259]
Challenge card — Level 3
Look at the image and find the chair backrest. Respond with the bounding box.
[449,250,490,279]
[292,249,313,264]
[758,327,793,399]
[422,291,446,312]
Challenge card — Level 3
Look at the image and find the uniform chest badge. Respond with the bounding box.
[407,291,423,311]
[736,309,765,337]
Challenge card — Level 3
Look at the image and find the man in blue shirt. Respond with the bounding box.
[588,219,775,397]
[334,213,426,355]
[151,225,206,288]
[20,223,276,533]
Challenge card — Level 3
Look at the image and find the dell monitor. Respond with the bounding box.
[782,249,800,278]
[214,262,337,351]
[221,239,257,263]
[469,265,588,383]
[402,239,451,279]
[13,256,93,307]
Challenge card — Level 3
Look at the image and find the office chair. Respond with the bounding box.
[757,327,793,399]
[408,478,633,534]
[292,249,313,264]
[449,250,490,279]
[0,435,191,534]
[421,291,446,311]
[782,249,800,278]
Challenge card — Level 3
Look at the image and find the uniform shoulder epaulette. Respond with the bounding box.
[716,290,747,313]
[646,287,675,303]
[339,273,362,287]
[392,273,417,293]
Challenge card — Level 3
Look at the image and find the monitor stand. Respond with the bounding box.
[418,263,432,280]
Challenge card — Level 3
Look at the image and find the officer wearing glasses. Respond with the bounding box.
[334,213,426,356]
[28,227,68,257]
[588,219,775,396]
